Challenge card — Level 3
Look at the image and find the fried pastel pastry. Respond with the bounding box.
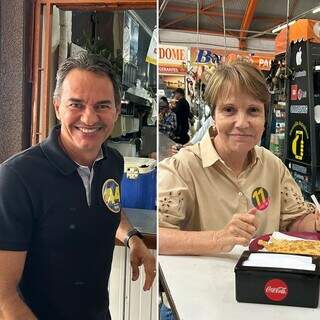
[258,238,320,256]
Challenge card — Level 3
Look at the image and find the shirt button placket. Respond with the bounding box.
[238,191,247,211]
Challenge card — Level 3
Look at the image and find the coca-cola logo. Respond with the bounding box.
[264,279,288,301]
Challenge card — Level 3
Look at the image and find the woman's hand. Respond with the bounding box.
[213,208,258,252]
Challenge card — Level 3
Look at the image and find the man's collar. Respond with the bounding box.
[40,125,106,175]
[199,127,262,168]
[75,149,104,169]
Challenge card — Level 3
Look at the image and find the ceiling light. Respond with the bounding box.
[272,24,286,33]
[272,20,296,33]
[272,26,283,33]
[288,20,296,26]
[313,7,320,14]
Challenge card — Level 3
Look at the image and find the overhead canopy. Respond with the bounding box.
[275,19,320,54]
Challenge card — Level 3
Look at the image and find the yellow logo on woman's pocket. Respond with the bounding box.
[102,179,121,213]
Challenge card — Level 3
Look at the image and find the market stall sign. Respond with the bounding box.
[289,121,310,162]
[190,47,274,71]
[159,45,188,74]
[160,75,185,89]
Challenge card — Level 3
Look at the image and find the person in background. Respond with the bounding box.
[171,115,214,154]
[159,96,177,139]
[159,58,320,256]
[0,53,155,320]
[171,88,190,144]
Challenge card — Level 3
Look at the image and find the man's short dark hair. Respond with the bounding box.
[53,52,121,106]
[174,88,185,96]
[160,96,169,104]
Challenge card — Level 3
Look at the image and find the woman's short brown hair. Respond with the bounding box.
[203,59,270,117]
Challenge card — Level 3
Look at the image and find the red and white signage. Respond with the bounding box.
[291,84,298,100]
[264,279,288,301]
[291,84,307,101]
[158,45,187,75]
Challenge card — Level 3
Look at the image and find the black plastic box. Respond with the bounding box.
[235,251,320,308]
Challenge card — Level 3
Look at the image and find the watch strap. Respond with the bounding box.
[124,228,143,248]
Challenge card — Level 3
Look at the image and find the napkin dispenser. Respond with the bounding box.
[234,251,320,308]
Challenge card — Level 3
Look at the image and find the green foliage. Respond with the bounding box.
[83,30,123,79]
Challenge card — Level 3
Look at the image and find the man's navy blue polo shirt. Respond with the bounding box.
[0,126,123,320]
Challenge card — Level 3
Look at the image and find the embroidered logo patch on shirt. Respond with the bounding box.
[102,179,121,213]
[251,187,270,211]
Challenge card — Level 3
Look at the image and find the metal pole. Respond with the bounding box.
[222,0,227,59]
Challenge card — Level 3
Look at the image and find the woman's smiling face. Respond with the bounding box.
[213,85,265,156]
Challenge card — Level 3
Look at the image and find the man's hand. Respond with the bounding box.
[214,208,258,252]
[128,236,156,291]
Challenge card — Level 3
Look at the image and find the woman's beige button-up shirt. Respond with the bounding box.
[159,129,315,235]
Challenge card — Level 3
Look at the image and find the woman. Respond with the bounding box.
[158,59,320,256]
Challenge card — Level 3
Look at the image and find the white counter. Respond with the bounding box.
[159,246,320,320]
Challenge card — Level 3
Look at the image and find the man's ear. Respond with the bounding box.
[53,99,61,121]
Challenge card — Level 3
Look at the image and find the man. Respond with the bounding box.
[171,88,190,144]
[0,53,155,320]
[170,116,214,155]
[159,96,177,138]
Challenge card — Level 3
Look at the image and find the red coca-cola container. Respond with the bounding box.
[234,251,320,308]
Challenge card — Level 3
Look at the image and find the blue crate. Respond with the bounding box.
[121,157,156,210]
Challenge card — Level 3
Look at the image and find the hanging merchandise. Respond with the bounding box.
[264,53,289,155]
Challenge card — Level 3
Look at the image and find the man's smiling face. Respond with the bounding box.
[54,68,120,159]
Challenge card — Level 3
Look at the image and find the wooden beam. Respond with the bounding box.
[41,0,155,9]
[41,0,155,4]
[239,0,257,50]
[161,13,196,29]
[56,4,155,10]
[41,3,53,141]
[31,0,43,145]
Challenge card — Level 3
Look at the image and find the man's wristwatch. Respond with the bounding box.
[124,229,143,248]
